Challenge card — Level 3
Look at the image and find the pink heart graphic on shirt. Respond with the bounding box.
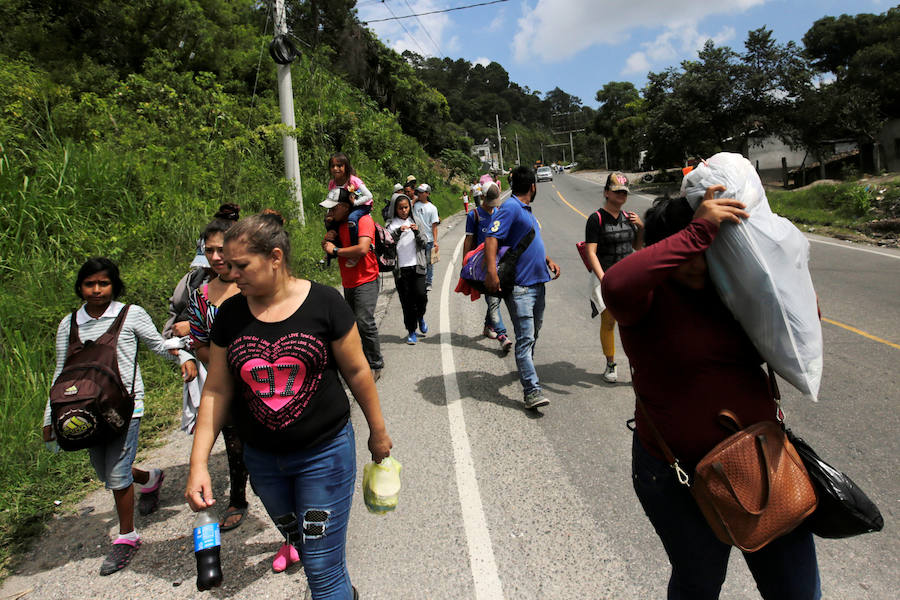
[240,357,307,413]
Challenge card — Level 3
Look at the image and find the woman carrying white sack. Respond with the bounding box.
[680,153,823,400]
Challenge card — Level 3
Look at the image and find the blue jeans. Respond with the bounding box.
[244,422,356,600]
[89,417,140,490]
[424,241,434,285]
[503,283,545,397]
[484,295,507,336]
[631,433,821,600]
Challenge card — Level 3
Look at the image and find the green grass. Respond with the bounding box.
[767,182,876,228]
[0,55,465,579]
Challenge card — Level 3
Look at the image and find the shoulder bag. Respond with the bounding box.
[636,393,817,553]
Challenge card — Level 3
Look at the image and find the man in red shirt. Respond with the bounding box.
[321,188,384,379]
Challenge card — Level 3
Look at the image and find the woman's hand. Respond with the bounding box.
[184,465,216,512]
[172,320,191,337]
[694,185,749,226]
[626,211,644,230]
[368,429,393,463]
[181,359,198,382]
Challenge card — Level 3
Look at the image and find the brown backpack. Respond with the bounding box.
[49,305,137,450]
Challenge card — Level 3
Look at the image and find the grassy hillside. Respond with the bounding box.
[0,48,462,575]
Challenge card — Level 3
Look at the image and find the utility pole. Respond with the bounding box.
[603,136,608,171]
[495,114,504,173]
[515,132,520,166]
[551,111,584,167]
[273,0,304,225]
[540,143,544,164]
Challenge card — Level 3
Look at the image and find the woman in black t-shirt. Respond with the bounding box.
[185,212,392,599]
[584,172,644,384]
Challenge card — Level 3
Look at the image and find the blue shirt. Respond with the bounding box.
[465,207,493,246]
[486,196,549,287]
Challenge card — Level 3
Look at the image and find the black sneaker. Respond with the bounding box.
[99,539,141,576]
[524,390,549,410]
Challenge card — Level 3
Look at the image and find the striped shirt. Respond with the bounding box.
[43,301,192,426]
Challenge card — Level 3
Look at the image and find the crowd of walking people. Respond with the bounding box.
[41,154,826,599]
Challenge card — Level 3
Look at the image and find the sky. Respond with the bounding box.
[355,0,892,109]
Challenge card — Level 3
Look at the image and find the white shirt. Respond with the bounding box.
[390,217,418,268]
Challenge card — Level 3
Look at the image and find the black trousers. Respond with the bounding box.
[395,267,427,333]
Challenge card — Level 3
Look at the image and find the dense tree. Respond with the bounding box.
[594,82,641,169]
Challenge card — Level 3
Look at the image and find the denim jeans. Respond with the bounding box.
[343,279,384,369]
[484,295,507,336]
[424,241,434,286]
[244,422,356,600]
[503,283,545,397]
[89,417,140,490]
[631,433,821,600]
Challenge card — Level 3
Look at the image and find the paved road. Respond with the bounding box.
[3,172,897,599]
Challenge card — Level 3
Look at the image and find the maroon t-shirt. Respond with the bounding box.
[210,282,355,452]
[602,218,777,465]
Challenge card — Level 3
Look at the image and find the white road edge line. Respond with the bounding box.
[439,234,504,600]
[807,236,900,260]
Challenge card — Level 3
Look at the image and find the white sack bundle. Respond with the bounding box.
[681,152,822,400]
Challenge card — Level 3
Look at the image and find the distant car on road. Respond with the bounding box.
[536,166,553,182]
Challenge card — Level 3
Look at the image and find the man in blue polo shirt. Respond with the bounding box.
[484,166,561,410]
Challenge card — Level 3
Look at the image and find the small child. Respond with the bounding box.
[325,152,373,267]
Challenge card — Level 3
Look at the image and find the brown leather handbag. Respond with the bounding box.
[638,400,817,552]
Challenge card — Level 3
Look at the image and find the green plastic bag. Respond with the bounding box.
[363,456,402,514]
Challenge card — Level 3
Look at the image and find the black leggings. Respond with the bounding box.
[222,425,248,509]
[395,267,427,333]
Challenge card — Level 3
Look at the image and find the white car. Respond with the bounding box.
[536,166,553,182]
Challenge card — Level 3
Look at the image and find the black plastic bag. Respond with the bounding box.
[786,429,884,539]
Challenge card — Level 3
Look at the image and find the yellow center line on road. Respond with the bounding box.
[556,186,899,351]
[556,188,588,219]
[822,318,900,351]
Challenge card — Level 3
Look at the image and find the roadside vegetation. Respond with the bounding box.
[768,179,900,243]
[0,29,461,579]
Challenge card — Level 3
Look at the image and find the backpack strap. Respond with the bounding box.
[66,311,81,357]
[96,305,139,397]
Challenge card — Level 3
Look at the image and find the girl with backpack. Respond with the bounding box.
[42,257,197,576]
[385,192,429,344]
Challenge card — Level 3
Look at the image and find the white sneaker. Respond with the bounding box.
[482,325,498,339]
[602,363,618,383]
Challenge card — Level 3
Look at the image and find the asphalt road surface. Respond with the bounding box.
[348,171,898,599]
[2,171,896,599]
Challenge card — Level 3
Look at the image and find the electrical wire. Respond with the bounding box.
[404,0,442,57]
[382,0,431,56]
[362,0,508,24]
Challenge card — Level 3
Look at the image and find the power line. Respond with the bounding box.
[404,0,442,56]
[381,1,431,56]
[362,0,509,24]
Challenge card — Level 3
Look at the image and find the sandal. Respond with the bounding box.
[220,506,248,531]
[99,538,141,576]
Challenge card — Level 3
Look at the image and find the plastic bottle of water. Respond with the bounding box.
[193,511,222,591]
